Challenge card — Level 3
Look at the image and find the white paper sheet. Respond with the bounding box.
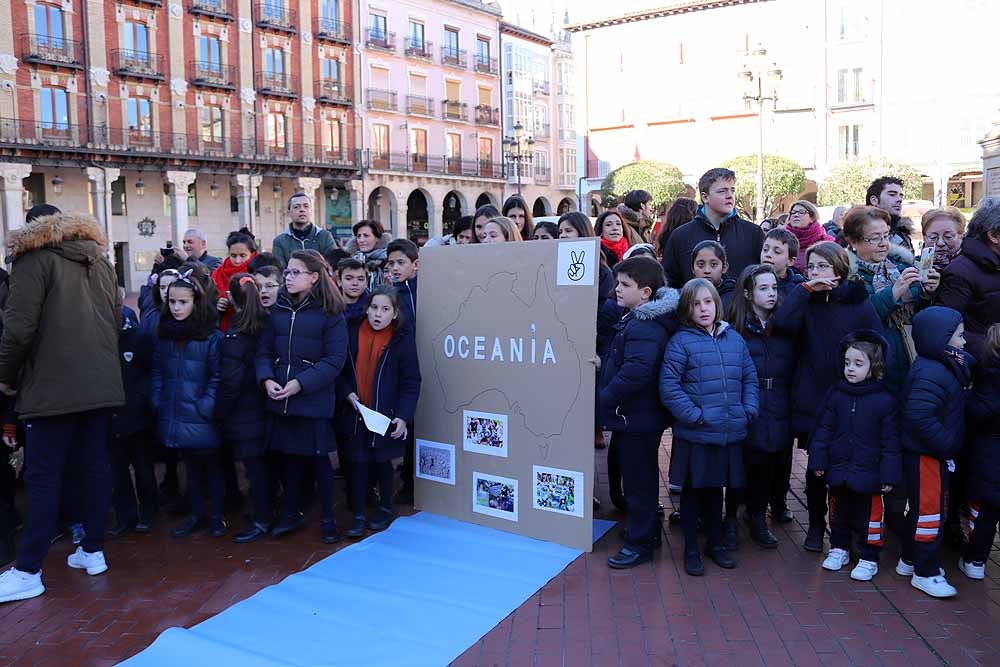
[356,401,392,436]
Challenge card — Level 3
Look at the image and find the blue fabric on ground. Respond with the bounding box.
[120,513,614,667]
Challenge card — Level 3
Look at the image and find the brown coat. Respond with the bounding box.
[0,212,124,418]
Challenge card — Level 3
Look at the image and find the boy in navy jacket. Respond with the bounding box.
[599,257,679,569]
[386,238,420,504]
[899,306,972,598]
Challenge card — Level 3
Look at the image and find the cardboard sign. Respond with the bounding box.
[414,239,599,551]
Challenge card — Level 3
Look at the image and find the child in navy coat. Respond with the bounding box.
[809,331,900,581]
[960,324,1000,581]
[899,306,972,598]
[660,278,759,576]
[337,287,421,538]
[599,258,679,569]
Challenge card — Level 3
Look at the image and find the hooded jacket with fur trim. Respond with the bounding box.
[0,212,124,419]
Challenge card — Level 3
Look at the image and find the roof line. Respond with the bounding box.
[565,0,774,33]
[500,22,555,46]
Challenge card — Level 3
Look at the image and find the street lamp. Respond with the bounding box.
[502,122,535,197]
[739,45,782,221]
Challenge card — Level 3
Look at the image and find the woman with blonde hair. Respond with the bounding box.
[480,216,523,243]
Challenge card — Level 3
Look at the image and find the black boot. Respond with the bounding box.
[345,515,367,538]
[321,519,341,544]
[172,515,206,538]
[803,523,825,553]
[209,516,228,538]
[684,549,704,576]
[749,514,778,549]
[723,516,740,551]
[233,521,270,544]
[706,545,736,569]
[270,512,305,538]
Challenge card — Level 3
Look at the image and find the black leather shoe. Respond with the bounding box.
[172,515,206,538]
[749,515,779,549]
[134,517,155,533]
[209,517,228,538]
[723,516,740,551]
[668,511,682,525]
[270,512,305,539]
[607,546,651,569]
[368,508,396,531]
[684,550,704,576]
[108,520,137,539]
[233,522,270,544]
[773,507,794,524]
[706,545,736,569]
[321,519,341,544]
[345,516,367,538]
[803,525,825,553]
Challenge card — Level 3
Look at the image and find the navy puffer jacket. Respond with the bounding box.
[659,321,759,446]
[902,306,971,460]
[807,331,901,492]
[112,306,151,438]
[150,331,222,449]
[772,279,883,436]
[598,287,680,433]
[967,353,1000,506]
[740,317,795,453]
[255,290,347,418]
[215,331,266,442]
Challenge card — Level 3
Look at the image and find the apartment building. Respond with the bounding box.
[0,0,360,290]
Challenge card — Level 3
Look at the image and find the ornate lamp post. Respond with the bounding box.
[502,122,534,197]
[739,45,782,221]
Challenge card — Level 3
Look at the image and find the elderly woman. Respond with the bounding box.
[935,196,1000,360]
[844,206,939,395]
[785,200,834,272]
[920,207,966,272]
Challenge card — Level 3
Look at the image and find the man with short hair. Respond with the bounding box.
[867,176,914,254]
[661,167,765,288]
[182,228,222,271]
[272,192,341,268]
[824,205,848,247]
[0,205,124,602]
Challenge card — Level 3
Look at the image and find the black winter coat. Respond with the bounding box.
[967,354,1000,506]
[395,277,418,331]
[808,379,900,493]
[112,306,151,438]
[934,237,1000,361]
[661,209,765,288]
[772,280,883,437]
[150,331,222,449]
[336,321,421,462]
[741,318,795,453]
[776,268,805,299]
[215,331,266,445]
[598,288,680,433]
[256,291,348,419]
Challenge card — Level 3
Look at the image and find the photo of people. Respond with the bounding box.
[415,439,456,485]
[462,410,509,458]
[472,472,518,522]
[533,466,585,518]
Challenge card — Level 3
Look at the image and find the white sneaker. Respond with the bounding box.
[911,574,957,598]
[957,558,985,581]
[850,559,878,581]
[822,548,849,571]
[895,558,914,576]
[0,568,45,603]
[67,547,108,576]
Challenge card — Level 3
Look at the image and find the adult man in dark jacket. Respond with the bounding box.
[662,168,765,288]
[272,193,341,268]
[0,207,124,602]
[182,228,222,272]
[867,176,915,255]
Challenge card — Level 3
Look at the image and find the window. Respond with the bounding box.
[111,176,127,216]
[410,128,427,170]
[199,35,222,71]
[200,105,223,144]
[162,182,198,217]
[478,137,492,162]
[444,27,459,54]
[40,86,69,130]
[323,118,342,153]
[370,14,386,39]
[477,87,491,107]
[836,67,865,104]
[372,123,389,156]
[445,79,460,103]
[123,20,149,56]
[476,37,489,65]
[321,57,340,83]
[838,124,861,159]
[408,21,424,47]
[264,47,285,77]
[127,96,153,138]
[34,3,64,43]
[266,111,286,148]
[409,74,427,96]
[838,6,865,41]
[262,0,285,21]
[447,133,461,173]
[320,0,338,20]
[852,68,864,103]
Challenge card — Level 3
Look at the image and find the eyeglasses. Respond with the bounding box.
[283,268,313,278]
[789,209,809,217]
[806,262,833,272]
[925,231,959,245]
[862,232,891,245]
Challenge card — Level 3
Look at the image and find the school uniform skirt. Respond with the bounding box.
[267,415,336,457]
[669,437,745,489]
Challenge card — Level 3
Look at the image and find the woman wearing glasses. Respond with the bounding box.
[920,208,966,272]
[772,241,884,554]
[785,200,834,272]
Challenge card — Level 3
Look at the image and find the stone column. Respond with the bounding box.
[164,170,197,246]
[346,179,363,224]
[0,163,32,243]
[296,176,323,227]
[396,203,407,239]
[234,174,262,233]
[85,167,120,257]
[980,121,1000,198]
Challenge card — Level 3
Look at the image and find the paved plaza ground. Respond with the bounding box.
[0,435,997,667]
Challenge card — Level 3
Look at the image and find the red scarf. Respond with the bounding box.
[211,253,258,331]
[786,223,833,270]
[356,320,395,407]
[600,235,630,264]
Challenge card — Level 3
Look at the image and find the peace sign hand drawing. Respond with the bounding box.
[567,250,586,282]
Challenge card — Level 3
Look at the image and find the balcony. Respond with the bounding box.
[474,56,498,75]
[20,33,84,69]
[474,105,499,126]
[532,80,550,96]
[406,95,435,117]
[255,71,298,98]
[189,0,234,21]
[534,165,550,180]
[441,47,467,69]
[366,88,397,111]
[111,49,165,80]
[442,100,467,121]
[314,17,350,43]
[533,124,551,139]
[188,61,236,90]
[410,153,429,173]
[0,118,88,148]
[130,0,163,5]
[255,3,296,33]
[366,31,395,53]
[558,174,576,189]
[316,79,351,105]
[404,39,433,61]
[558,128,576,141]
[364,150,505,179]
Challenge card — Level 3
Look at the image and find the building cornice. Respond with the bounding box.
[500,22,555,47]
[449,0,503,19]
[564,0,774,33]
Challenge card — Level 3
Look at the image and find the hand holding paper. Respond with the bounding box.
[355,400,392,436]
